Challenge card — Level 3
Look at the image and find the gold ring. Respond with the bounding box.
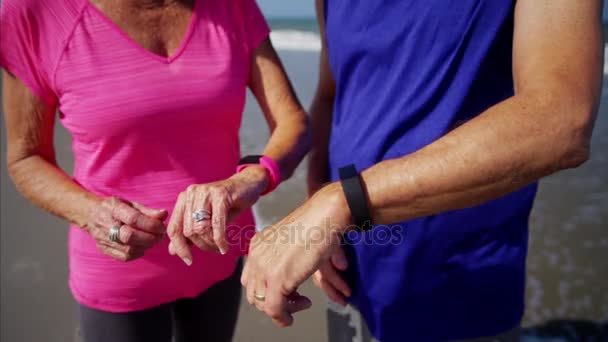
[254,293,266,302]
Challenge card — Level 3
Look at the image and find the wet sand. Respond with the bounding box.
[1,50,607,341]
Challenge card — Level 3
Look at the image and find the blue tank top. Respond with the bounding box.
[324,1,537,340]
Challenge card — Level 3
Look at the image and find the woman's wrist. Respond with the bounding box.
[233,166,270,196]
[74,192,103,230]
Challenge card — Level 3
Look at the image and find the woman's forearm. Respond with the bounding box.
[8,155,100,228]
[261,111,310,181]
[248,40,312,182]
[3,72,100,229]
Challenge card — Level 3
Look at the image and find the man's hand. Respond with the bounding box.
[241,183,352,327]
[312,247,351,306]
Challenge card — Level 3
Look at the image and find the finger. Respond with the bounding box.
[319,279,348,306]
[253,276,267,312]
[117,225,159,248]
[183,187,196,238]
[211,196,229,255]
[320,263,351,298]
[245,275,256,306]
[97,233,145,253]
[331,247,349,271]
[97,244,134,262]
[286,292,313,314]
[264,284,292,327]
[188,234,219,252]
[167,194,192,266]
[191,193,212,237]
[131,202,168,222]
[241,260,249,287]
[111,200,165,235]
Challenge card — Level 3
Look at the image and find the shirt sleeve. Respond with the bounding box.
[0,0,57,105]
[241,0,271,53]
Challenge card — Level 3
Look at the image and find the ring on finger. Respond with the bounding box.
[109,225,123,244]
[192,209,211,223]
[254,292,266,302]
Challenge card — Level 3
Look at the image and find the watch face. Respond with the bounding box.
[238,155,263,165]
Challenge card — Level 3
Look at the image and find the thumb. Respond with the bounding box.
[132,202,168,221]
[331,247,348,271]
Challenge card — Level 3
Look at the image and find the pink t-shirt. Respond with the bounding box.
[1,0,269,312]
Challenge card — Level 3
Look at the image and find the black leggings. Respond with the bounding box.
[79,261,242,342]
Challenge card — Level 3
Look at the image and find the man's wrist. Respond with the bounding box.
[318,182,355,235]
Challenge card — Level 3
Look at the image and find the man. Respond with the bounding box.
[241,0,603,341]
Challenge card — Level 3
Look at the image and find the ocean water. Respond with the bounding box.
[249,19,608,341]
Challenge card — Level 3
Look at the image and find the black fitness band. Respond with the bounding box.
[238,155,262,165]
[338,164,372,231]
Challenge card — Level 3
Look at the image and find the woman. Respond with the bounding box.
[0,0,310,341]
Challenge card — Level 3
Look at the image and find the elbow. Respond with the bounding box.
[293,109,313,156]
[552,100,596,170]
[519,85,597,171]
[560,140,590,169]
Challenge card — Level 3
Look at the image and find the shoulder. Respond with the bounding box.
[1,0,84,37]
[0,0,85,84]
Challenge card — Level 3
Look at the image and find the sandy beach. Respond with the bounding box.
[1,47,607,342]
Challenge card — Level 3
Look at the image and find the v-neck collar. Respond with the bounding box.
[87,0,199,64]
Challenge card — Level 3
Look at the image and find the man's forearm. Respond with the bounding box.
[327,91,597,227]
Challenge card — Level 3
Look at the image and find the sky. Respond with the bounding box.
[257,0,315,18]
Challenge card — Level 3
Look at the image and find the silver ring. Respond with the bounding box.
[192,209,211,223]
[109,225,123,244]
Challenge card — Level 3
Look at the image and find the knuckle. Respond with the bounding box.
[122,229,134,244]
[123,245,133,255]
[213,186,229,198]
[124,212,139,225]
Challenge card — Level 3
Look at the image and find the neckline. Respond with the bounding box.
[86,1,199,64]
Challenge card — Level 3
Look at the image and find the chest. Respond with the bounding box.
[88,0,195,58]
[324,0,514,67]
[54,2,251,141]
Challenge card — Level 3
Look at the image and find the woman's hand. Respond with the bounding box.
[241,183,351,327]
[167,167,269,265]
[84,197,168,262]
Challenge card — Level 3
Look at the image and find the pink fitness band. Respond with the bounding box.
[236,155,281,195]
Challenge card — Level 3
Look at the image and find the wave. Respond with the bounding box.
[270,30,321,52]
[270,34,608,76]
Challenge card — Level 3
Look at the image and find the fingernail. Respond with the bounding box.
[219,247,227,255]
[183,258,192,266]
